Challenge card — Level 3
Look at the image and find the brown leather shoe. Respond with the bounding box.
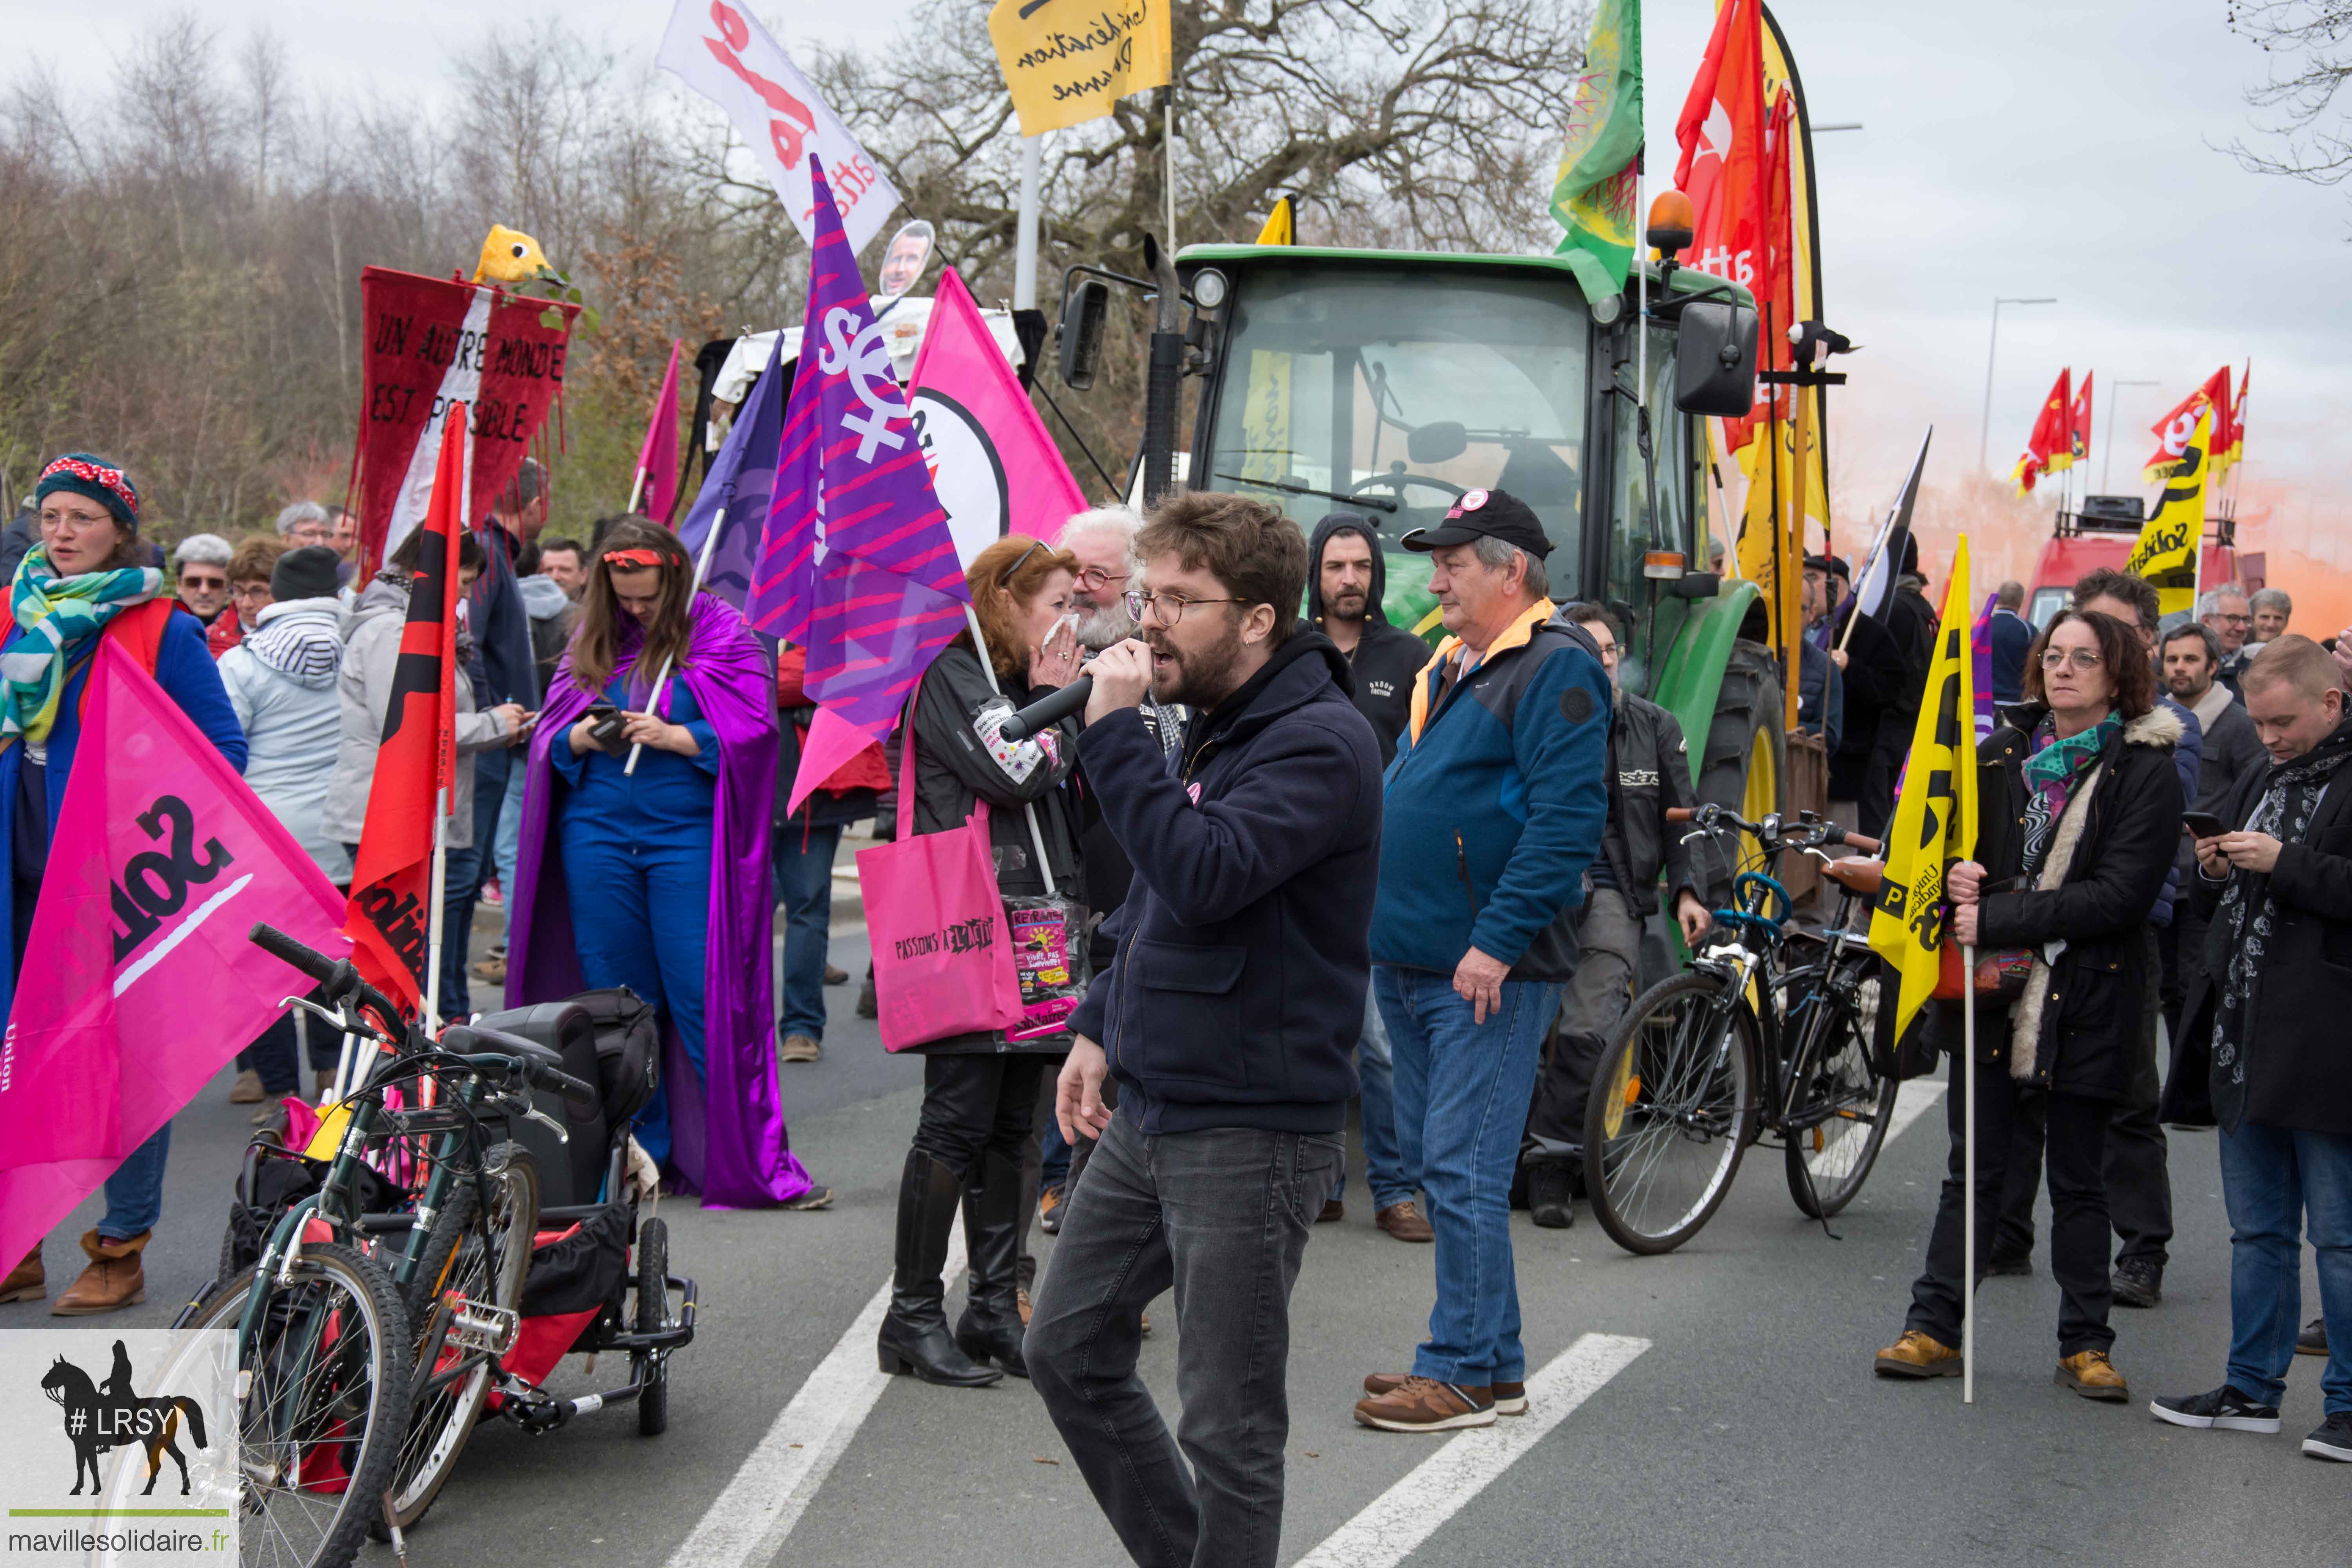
[1375,1201,1435,1242]
[2055,1349,2128,1401]
[1354,1375,1496,1432]
[778,1033,822,1064]
[1874,1329,1964,1379]
[53,1230,148,1316]
[1364,1370,1526,1415]
[0,1248,43,1304]
[1317,1199,1345,1223]
[227,1068,265,1104]
[823,964,849,986]
[1016,1287,1033,1328]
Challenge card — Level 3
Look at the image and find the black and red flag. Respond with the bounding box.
[343,410,466,1022]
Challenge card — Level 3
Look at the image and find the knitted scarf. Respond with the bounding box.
[0,546,160,746]
[2018,710,2121,880]
[2210,723,2352,1130]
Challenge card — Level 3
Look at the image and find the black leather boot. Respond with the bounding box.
[877,1150,1002,1387]
[954,1151,1029,1377]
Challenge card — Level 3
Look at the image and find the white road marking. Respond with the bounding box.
[1292,1332,1650,1568]
[1886,1079,1948,1144]
[661,1220,964,1568]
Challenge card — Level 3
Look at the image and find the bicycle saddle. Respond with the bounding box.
[1820,858,1886,898]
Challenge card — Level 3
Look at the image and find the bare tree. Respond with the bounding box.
[2230,1,2352,188]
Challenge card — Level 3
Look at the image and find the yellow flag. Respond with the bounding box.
[1867,536,1979,1051]
[2129,405,2206,619]
[1256,196,1295,245]
[990,0,1172,138]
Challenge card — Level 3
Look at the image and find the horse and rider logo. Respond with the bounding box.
[37,1339,211,1496]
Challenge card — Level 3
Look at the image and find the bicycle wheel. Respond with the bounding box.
[1583,970,1759,1255]
[1783,957,1900,1218]
[379,1142,539,1534]
[189,1241,414,1568]
[633,1215,670,1437]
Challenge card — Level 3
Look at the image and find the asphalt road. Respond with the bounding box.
[7,850,2344,1566]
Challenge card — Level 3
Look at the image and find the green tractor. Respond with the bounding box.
[1060,241,1784,846]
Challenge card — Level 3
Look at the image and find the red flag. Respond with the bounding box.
[2068,369,2094,466]
[2142,365,2236,483]
[0,642,349,1269]
[2011,368,2071,495]
[343,412,467,1020]
[1674,0,1768,299]
[635,339,684,523]
[1721,87,1795,457]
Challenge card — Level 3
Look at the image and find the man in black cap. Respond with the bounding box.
[1355,488,1612,1432]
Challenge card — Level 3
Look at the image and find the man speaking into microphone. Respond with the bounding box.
[1025,492,1383,1568]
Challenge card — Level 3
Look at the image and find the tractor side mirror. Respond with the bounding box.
[1406,421,1468,465]
[1673,299,1759,417]
[1058,279,1111,390]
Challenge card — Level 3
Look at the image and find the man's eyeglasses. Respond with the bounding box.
[2040,648,2105,671]
[1074,564,1129,591]
[179,573,227,592]
[2208,612,2251,626]
[1124,589,1252,626]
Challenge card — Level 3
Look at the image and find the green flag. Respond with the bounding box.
[1550,0,1643,305]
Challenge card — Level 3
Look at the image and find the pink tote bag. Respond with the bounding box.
[856,724,1025,1051]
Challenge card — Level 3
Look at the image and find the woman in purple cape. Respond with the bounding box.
[508,518,825,1209]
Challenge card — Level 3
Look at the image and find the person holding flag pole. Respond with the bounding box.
[1875,557,2182,1405]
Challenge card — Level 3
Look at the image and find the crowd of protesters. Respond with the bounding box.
[0,439,2346,1555]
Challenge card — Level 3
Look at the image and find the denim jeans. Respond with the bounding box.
[2219,1122,2352,1415]
[492,760,524,894]
[1332,978,1416,1209]
[1377,963,1559,1386]
[98,1124,171,1240]
[773,820,842,1040]
[1027,1112,1342,1568]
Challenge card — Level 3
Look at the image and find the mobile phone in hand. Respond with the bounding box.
[586,703,628,751]
[2182,811,2229,840]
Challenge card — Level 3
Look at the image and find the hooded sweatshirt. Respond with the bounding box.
[216,595,350,879]
[1306,511,1434,764]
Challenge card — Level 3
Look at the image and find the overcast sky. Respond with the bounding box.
[12,0,2341,510]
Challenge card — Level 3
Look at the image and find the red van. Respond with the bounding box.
[2024,495,2261,628]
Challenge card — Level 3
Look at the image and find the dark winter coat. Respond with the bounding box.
[1070,630,1383,1136]
[1306,511,1430,764]
[1586,676,1705,915]
[906,640,1086,1054]
[2165,720,2352,1136]
[1826,598,1908,800]
[1964,702,2183,1102]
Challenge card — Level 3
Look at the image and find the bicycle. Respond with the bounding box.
[180,922,594,1568]
[1582,804,1900,1255]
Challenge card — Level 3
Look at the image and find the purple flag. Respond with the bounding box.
[748,155,969,740]
[1970,590,1999,742]
[676,331,789,609]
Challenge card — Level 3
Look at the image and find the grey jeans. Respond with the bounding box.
[1523,887,1645,1160]
[1026,1112,1343,1568]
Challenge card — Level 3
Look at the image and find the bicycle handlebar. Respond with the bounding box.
[1665,804,1882,857]
[249,922,406,1030]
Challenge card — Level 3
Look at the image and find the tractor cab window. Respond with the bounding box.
[1604,323,1691,695]
[1205,266,1591,573]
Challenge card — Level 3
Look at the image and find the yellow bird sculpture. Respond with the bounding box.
[474,225,548,285]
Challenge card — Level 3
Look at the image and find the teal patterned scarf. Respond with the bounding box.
[1,545,160,745]
[2018,709,2121,880]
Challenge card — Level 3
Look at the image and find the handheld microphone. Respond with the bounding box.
[996,677,1093,741]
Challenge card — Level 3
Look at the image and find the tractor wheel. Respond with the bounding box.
[1695,638,1787,888]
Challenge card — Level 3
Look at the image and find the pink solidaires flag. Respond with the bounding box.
[750,154,971,815]
[907,267,1088,560]
[0,642,350,1269]
[635,339,684,523]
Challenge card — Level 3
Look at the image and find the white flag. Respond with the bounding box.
[657,0,902,255]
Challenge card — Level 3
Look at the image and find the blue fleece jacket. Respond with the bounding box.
[1069,632,1383,1136]
[1370,601,1611,982]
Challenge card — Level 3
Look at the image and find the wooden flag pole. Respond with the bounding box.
[1962,941,1978,1406]
[622,503,728,777]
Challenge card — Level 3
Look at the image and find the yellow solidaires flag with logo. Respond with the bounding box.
[1256,197,1295,245]
[990,0,1172,138]
[1867,535,1979,1052]
[2129,405,2207,619]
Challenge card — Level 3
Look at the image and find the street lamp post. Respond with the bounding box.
[1978,295,2058,475]
[2100,379,2161,493]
